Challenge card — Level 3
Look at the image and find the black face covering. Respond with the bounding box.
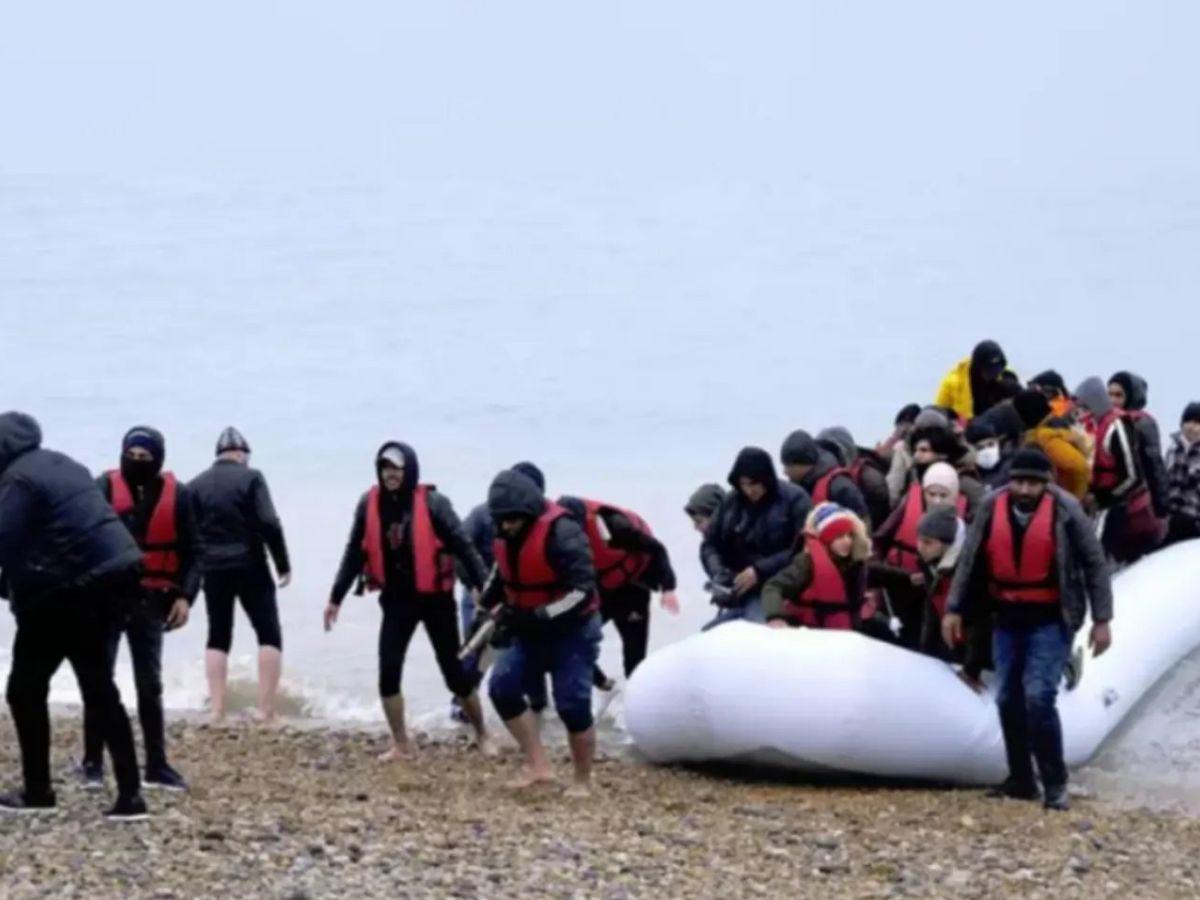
[121,455,162,487]
[1012,492,1042,514]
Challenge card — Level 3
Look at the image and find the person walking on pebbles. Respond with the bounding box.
[324,442,494,761]
[482,468,601,797]
[942,448,1113,811]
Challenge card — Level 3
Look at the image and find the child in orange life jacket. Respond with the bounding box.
[761,504,870,630]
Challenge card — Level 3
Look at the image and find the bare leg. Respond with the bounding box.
[459,692,497,757]
[501,711,555,788]
[564,728,595,797]
[256,646,282,723]
[378,694,413,762]
[205,650,229,724]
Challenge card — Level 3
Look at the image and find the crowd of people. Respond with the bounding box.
[2,340,1199,820]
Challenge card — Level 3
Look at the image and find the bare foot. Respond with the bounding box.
[476,735,500,759]
[564,780,592,799]
[506,767,556,790]
[252,709,281,728]
[378,742,415,763]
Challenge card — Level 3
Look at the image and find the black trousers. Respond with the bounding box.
[378,591,475,699]
[204,565,282,652]
[82,591,169,771]
[6,585,141,799]
[592,584,651,686]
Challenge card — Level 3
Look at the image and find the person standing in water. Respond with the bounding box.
[81,427,203,793]
[325,442,494,760]
[189,427,291,724]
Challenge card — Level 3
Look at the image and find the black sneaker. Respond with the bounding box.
[104,795,150,822]
[986,778,1041,801]
[1043,785,1071,811]
[144,764,188,793]
[0,790,57,815]
[79,760,104,792]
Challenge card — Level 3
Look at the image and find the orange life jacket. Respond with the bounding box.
[985,490,1060,605]
[362,485,455,595]
[781,536,857,630]
[108,470,180,592]
[494,503,572,610]
[886,481,968,573]
[579,498,653,592]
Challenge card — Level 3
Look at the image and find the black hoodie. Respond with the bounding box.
[558,495,677,593]
[969,340,1014,418]
[481,469,596,609]
[700,447,812,585]
[0,412,142,610]
[329,442,486,604]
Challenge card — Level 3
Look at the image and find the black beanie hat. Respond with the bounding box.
[1182,403,1200,426]
[1009,447,1053,482]
[1030,370,1067,396]
[1012,390,1052,429]
[510,461,546,493]
[894,404,922,427]
[917,505,959,545]
[216,426,251,456]
[780,430,820,466]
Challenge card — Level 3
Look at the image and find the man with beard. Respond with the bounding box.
[324,443,493,761]
[942,448,1112,811]
[82,426,203,793]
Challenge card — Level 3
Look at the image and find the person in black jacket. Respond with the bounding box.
[0,412,148,821]
[1108,372,1171,521]
[780,430,870,522]
[558,496,678,689]
[188,427,291,724]
[80,426,202,793]
[816,426,892,528]
[701,447,812,629]
[482,470,601,795]
[324,442,492,760]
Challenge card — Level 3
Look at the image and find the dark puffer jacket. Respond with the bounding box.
[701,447,813,585]
[330,442,486,604]
[1121,373,1171,518]
[483,469,596,607]
[0,412,142,611]
[795,449,869,522]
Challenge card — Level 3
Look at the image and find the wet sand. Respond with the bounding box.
[2,714,1199,899]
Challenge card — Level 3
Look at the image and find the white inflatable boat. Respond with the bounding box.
[625,541,1200,784]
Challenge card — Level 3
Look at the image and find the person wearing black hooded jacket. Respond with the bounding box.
[1108,372,1171,521]
[482,469,601,794]
[0,412,148,821]
[780,430,869,522]
[324,442,493,760]
[80,426,202,793]
[700,447,812,629]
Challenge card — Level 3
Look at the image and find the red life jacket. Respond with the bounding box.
[781,536,856,630]
[362,485,456,595]
[580,498,653,592]
[1092,408,1130,492]
[108,470,181,592]
[494,502,573,610]
[886,482,968,573]
[928,570,952,620]
[985,490,1060,605]
[811,467,852,506]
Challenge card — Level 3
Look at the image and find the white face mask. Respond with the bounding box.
[976,445,1002,471]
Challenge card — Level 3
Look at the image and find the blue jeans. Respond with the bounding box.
[993,619,1072,790]
[703,595,765,631]
[489,613,601,733]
